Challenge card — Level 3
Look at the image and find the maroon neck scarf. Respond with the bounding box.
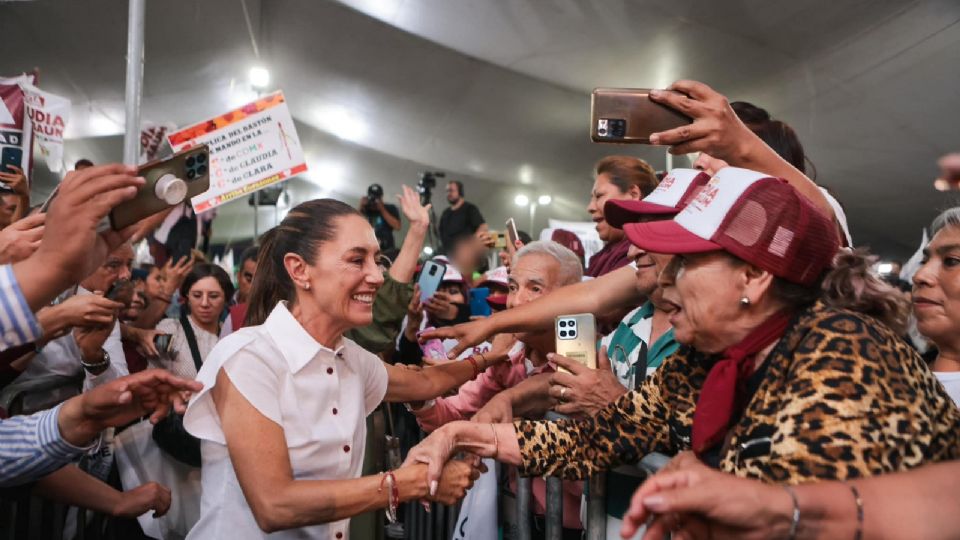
[586,237,631,278]
[691,310,793,455]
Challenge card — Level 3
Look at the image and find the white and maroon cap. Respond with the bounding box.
[441,263,465,284]
[478,266,509,288]
[605,169,712,229]
[623,167,839,286]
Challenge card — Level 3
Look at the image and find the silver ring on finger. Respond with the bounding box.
[559,387,567,401]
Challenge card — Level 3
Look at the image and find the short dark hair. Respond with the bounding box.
[180,263,236,305]
[593,156,658,196]
[239,245,259,265]
[731,101,809,176]
[74,158,94,170]
[449,180,465,198]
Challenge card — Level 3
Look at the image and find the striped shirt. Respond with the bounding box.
[0,264,43,352]
[0,403,92,487]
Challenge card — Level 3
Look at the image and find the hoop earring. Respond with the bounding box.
[739,296,750,306]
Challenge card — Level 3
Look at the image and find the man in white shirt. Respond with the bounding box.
[2,243,133,404]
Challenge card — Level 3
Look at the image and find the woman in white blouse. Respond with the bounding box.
[184,198,501,539]
[152,263,233,379]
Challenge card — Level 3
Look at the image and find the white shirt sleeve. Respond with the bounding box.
[359,350,388,416]
[184,332,282,444]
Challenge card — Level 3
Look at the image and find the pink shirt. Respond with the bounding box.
[411,345,584,529]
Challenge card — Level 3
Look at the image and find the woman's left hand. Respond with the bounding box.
[647,80,756,160]
[548,347,627,417]
[403,424,463,492]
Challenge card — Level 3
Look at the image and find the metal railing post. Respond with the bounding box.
[516,476,532,540]
[123,0,145,166]
[545,476,563,540]
[585,473,607,540]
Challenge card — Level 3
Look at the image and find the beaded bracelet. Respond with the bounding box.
[466,356,480,379]
[848,483,863,540]
[782,485,800,540]
[378,471,399,523]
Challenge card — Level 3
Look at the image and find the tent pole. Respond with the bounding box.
[123,0,146,165]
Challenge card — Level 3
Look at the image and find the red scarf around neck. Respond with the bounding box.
[691,310,793,455]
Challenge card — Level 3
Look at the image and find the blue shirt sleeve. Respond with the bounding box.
[0,264,43,351]
[0,404,94,487]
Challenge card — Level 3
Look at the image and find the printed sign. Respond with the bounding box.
[167,91,307,213]
[0,75,33,179]
[23,84,70,172]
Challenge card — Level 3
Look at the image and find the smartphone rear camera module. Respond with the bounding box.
[599,118,627,139]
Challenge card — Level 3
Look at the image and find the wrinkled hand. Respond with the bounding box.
[424,291,458,321]
[403,424,459,491]
[397,185,430,229]
[113,481,172,518]
[161,255,193,297]
[0,212,44,264]
[549,346,627,417]
[431,459,485,505]
[0,164,29,197]
[472,394,513,424]
[621,456,792,540]
[647,80,755,159]
[420,317,495,359]
[60,292,124,328]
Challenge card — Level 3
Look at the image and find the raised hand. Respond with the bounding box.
[0,212,44,263]
[397,185,430,229]
[420,317,496,359]
[0,164,29,197]
[647,80,754,158]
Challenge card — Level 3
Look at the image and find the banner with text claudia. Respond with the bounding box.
[167,91,307,213]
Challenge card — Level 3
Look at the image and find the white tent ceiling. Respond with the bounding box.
[2,0,959,258]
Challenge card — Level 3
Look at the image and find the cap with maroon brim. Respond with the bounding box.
[605,169,712,229]
[623,167,840,286]
[623,220,723,254]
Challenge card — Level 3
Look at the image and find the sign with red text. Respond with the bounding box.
[0,75,33,179]
[23,84,70,172]
[167,91,307,213]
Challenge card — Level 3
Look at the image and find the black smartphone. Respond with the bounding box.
[0,147,22,192]
[153,333,172,354]
[591,88,692,144]
[105,278,135,308]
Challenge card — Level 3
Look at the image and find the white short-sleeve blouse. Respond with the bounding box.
[184,302,389,539]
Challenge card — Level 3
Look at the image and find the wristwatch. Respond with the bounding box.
[81,349,111,374]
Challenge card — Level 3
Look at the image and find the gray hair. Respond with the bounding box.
[513,240,583,286]
[931,207,960,236]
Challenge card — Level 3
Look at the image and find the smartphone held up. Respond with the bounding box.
[590,88,692,144]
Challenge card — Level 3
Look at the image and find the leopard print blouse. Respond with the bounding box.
[515,302,960,483]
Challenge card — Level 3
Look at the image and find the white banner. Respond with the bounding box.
[167,91,307,213]
[0,74,34,180]
[23,83,70,172]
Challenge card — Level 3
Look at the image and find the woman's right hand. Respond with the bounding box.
[161,255,194,297]
[420,317,496,359]
[430,459,485,505]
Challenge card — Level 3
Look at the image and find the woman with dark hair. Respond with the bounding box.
[586,155,659,278]
[405,169,959,504]
[182,199,511,538]
[151,263,234,379]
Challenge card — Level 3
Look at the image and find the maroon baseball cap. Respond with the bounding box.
[623,167,839,286]
[605,169,712,229]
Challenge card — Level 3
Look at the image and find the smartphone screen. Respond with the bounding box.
[417,261,446,302]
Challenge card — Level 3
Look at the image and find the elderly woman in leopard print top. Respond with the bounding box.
[404,169,960,490]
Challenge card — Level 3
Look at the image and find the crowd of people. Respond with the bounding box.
[0,79,958,540]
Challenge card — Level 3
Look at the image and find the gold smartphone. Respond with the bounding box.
[555,313,597,372]
[590,88,692,144]
[505,218,520,255]
[109,144,212,230]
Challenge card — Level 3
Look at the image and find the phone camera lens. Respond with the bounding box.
[559,331,567,338]
[186,156,196,168]
[197,165,208,176]
[196,153,207,164]
[186,169,197,180]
